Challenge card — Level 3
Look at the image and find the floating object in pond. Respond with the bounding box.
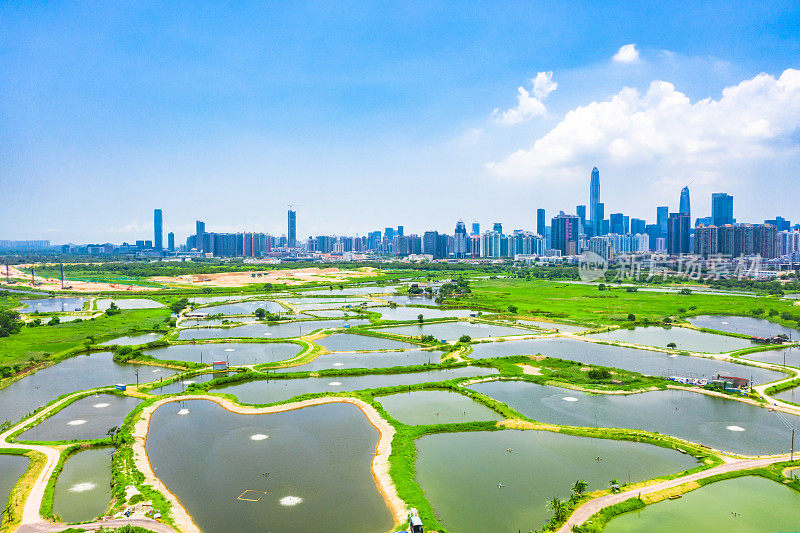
[183,380,196,385]
[177,409,190,416]
[562,396,578,402]
[668,494,682,500]
[279,496,302,506]
[238,490,268,502]
[727,425,746,432]
[250,434,269,441]
[332,363,344,366]
[67,419,87,426]
[93,403,110,408]
[69,482,96,493]
[328,382,342,386]
[669,354,678,358]
[152,369,162,373]
[224,349,235,352]
[497,482,505,489]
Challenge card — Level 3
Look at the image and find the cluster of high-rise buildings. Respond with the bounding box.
[50,170,799,264]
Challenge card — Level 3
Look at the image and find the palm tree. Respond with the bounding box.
[547,496,567,522]
[572,479,588,496]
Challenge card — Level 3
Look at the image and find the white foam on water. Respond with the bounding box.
[67,419,87,426]
[328,381,342,386]
[152,368,162,373]
[224,348,235,352]
[332,363,344,366]
[722,321,729,325]
[562,397,578,402]
[727,425,745,432]
[183,380,196,385]
[148,333,158,336]
[69,482,96,493]
[263,333,271,336]
[177,409,190,416]
[279,496,302,506]
[93,403,110,408]
[250,434,269,441]
[669,354,678,358]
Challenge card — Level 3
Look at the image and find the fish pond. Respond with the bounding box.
[742,345,800,368]
[378,321,531,340]
[604,475,800,533]
[467,338,783,384]
[586,326,754,353]
[99,332,161,346]
[686,315,799,339]
[144,343,301,365]
[146,400,393,533]
[95,298,163,310]
[270,349,442,373]
[316,333,416,351]
[53,447,112,523]
[215,367,498,405]
[373,307,475,321]
[197,300,285,315]
[0,453,29,521]
[18,297,85,313]
[377,390,503,425]
[177,319,369,340]
[17,394,141,442]
[0,352,176,426]
[515,320,587,333]
[416,429,698,533]
[469,381,799,455]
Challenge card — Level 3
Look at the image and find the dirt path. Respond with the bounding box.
[131,395,408,532]
[556,453,792,532]
[16,517,177,533]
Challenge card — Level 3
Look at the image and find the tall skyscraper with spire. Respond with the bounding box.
[679,186,691,218]
[589,167,600,237]
[287,209,297,248]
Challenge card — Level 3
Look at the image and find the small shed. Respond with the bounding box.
[115,383,127,391]
[212,360,228,371]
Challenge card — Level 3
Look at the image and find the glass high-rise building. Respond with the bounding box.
[711,193,734,226]
[656,206,669,236]
[679,186,691,218]
[576,205,586,234]
[471,222,480,235]
[493,222,503,234]
[537,208,545,237]
[287,210,297,247]
[167,232,175,252]
[589,167,600,236]
[153,209,163,251]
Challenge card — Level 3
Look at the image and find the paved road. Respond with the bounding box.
[556,453,791,532]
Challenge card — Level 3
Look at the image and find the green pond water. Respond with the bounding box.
[197,300,285,315]
[374,306,475,321]
[469,381,800,455]
[53,447,112,523]
[604,476,800,533]
[215,367,498,405]
[0,454,29,521]
[95,298,163,310]
[466,337,783,384]
[377,390,503,425]
[0,352,176,426]
[587,326,754,353]
[687,315,799,339]
[177,319,369,340]
[18,394,141,442]
[745,345,800,368]
[378,321,530,340]
[416,430,698,533]
[316,333,416,351]
[146,400,393,533]
[271,349,442,373]
[99,332,161,346]
[774,382,800,404]
[144,342,301,365]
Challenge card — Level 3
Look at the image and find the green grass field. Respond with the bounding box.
[456,279,800,325]
[0,307,170,366]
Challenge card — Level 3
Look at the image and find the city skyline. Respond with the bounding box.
[1,3,799,243]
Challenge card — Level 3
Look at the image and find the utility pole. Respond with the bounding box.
[135,368,139,387]
[792,429,795,462]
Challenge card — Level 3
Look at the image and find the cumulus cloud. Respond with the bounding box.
[493,71,557,125]
[613,44,639,63]
[486,68,800,180]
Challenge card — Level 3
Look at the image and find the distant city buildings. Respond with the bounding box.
[153,209,163,251]
[287,209,297,248]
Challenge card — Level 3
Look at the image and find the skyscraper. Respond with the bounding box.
[153,209,163,251]
[397,226,404,237]
[679,186,691,218]
[453,220,468,258]
[287,209,297,248]
[536,209,545,237]
[493,223,503,234]
[195,220,206,252]
[551,213,580,256]
[667,213,691,255]
[711,193,734,226]
[167,232,175,252]
[656,206,669,236]
[589,167,600,236]
[471,222,480,236]
[576,205,586,234]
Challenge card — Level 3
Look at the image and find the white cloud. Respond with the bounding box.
[486,68,800,181]
[613,44,639,63]
[493,71,557,125]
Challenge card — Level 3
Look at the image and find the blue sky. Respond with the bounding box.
[1,1,799,243]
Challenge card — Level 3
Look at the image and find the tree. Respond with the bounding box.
[417,313,424,324]
[667,342,677,348]
[547,496,567,522]
[571,479,588,496]
[254,308,267,319]
[0,310,22,337]
[170,298,190,314]
[104,302,122,316]
[458,335,472,343]
[627,313,636,321]
[47,316,60,326]
[598,283,606,291]
[508,305,518,314]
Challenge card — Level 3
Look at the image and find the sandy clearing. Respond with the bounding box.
[151,267,374,288]
[518,364,542,375]
[131,394,408,531]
